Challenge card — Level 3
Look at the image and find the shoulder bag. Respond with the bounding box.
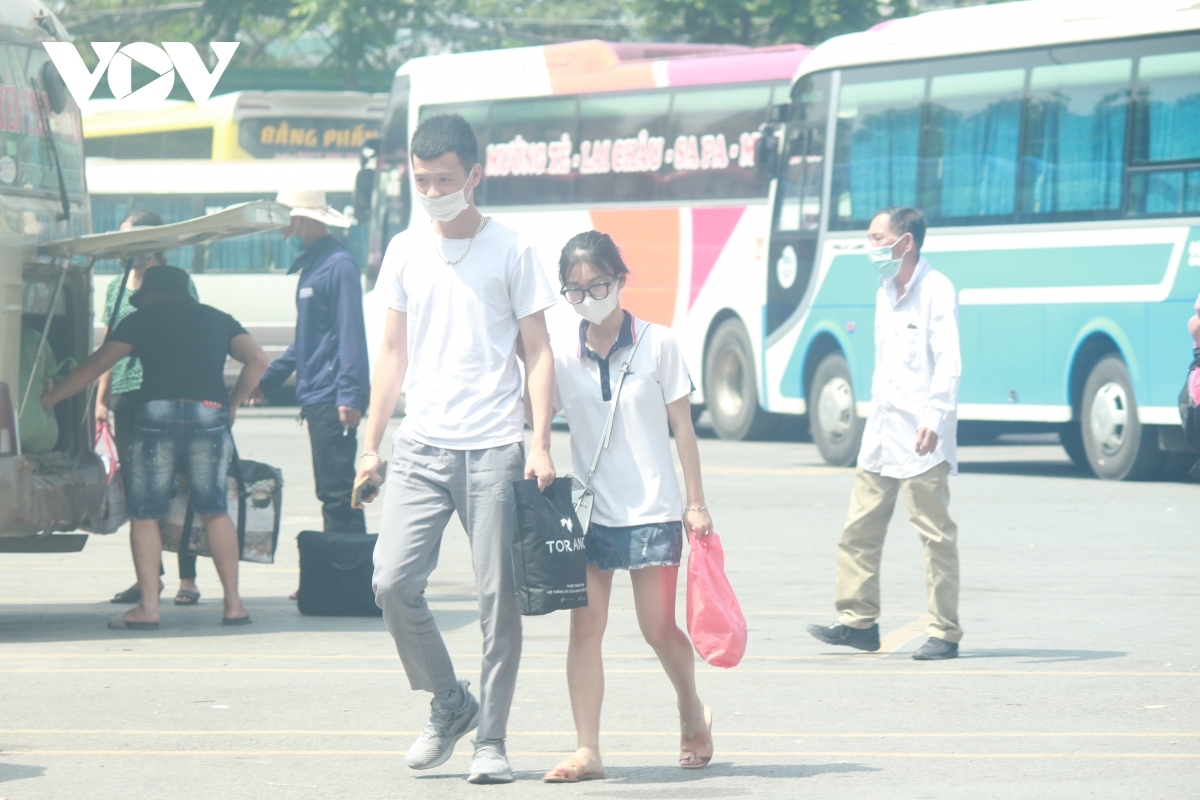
[565,323,646,535]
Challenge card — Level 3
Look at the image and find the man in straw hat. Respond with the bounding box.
[252,190,370,543]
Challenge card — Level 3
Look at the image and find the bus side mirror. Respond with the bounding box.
[40,61,69,114]
[755,126,780,181]
[353,167,375,222]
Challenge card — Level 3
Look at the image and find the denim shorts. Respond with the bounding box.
[586,521,684,571]
[127,400,233,520]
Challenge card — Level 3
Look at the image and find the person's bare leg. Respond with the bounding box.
[124,519,164,624]
[199,512,247,620]
[546,564,612,779]
[629,566,709,760]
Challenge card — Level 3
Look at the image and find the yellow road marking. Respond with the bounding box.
[2,749,1196,759]
[1,729,1197,739]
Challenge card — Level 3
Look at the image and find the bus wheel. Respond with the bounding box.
[809,352,864,467]
[1058,421,1088,468]
[1080,355,1161,480]
[704,318,775,440]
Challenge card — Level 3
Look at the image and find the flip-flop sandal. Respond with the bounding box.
[108,614,159,630]
[221,615,252,626]
[174,590,201,606]
[679,706,713,769]
[542,757,605,783]
[111,587,142,604]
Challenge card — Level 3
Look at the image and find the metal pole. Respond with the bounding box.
[20,255,69,418]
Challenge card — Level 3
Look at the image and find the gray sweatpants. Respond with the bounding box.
[372,431,525,742]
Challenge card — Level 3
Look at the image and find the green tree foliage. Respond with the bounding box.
[55,0,1013,90]
[629,0,915,46]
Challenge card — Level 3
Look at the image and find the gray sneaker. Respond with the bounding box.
[406,680,480,770]
[467,739,514,784]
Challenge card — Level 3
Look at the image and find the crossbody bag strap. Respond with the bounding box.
[584,323,648,485]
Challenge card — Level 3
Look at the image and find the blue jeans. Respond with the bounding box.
[586,521,684,571]
[127,400,233,520]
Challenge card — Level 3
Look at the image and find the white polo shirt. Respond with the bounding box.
[554,312,693,528]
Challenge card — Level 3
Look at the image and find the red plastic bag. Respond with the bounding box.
[685,531,747,668]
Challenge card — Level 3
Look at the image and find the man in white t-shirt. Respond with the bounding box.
[356,114,557,784]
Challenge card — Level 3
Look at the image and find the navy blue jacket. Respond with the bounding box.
[258,235,370,410]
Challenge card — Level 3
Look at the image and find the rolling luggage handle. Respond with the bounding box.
[565,324,646,535]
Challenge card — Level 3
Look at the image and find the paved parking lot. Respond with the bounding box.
[1,413,1197,798]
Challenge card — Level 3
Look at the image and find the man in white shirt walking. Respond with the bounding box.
[355,113,558,782]
[807,206,963,661]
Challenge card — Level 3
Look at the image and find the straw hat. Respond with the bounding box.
[275,189,353,228]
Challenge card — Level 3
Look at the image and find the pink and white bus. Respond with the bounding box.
[358,40,808,438]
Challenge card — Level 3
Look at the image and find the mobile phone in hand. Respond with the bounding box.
[351,463,387,507]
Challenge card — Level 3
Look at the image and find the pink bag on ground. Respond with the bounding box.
[685,531,747,668]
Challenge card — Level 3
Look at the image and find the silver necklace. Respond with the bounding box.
[432,216,486,266]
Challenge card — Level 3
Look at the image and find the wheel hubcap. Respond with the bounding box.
[714,349,746,420]
[1089,381,1128,456]
[817,377,854,443]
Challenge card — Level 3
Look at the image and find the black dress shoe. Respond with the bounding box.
[912,637,958,660]
[806,622,880,652]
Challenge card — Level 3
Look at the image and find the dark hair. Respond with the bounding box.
[121,209,165,264]
[410,113,479,171]
[875,206,927,252]
[558,230,630,286]
[121,209,163,228]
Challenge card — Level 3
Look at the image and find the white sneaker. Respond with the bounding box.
[467,739,514,784]
[405,680,480,770]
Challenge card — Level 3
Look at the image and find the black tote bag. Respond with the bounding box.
[510,477,588,616]
[296,530,383,617]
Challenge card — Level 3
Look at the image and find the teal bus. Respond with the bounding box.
[753,0,1200,480]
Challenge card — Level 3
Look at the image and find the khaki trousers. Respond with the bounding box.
[834,461,962,643]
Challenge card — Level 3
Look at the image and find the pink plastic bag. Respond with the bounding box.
[685,531,747,668]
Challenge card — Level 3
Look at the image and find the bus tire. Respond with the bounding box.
[1080,355,1161,480]
[809,352,864,467]
[704,318,775,440]
[1058,421,1088,468]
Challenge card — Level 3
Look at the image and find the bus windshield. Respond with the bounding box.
[0,42,86,199]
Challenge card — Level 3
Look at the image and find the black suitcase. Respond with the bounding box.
[296,530,383,617]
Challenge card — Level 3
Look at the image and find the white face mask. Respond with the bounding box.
[573,284,621,325]
[416,175,475,222]
[866,234,908,279]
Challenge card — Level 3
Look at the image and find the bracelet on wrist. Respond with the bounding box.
[685,505,708,512]
[359,451,381,462]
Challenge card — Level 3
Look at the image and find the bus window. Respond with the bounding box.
[922,68,1023,223]
[661,85,773,201]
[485,97,577,205]
[0,44,86,199]
[1020,58,1131,219]
[1128,47,1200,216]
[831,75,925,228]
[775,73,829,233]
[577,92,670,203]
[84,128,214,159]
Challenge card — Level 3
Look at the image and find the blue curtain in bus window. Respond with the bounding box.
[202,195,288,273]
[927,70,1023,221]
[1023,60,1131,216]
[1139,51,1200,163]
[833,78,924,225]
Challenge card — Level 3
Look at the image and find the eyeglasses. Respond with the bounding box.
[560,280,614,305]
